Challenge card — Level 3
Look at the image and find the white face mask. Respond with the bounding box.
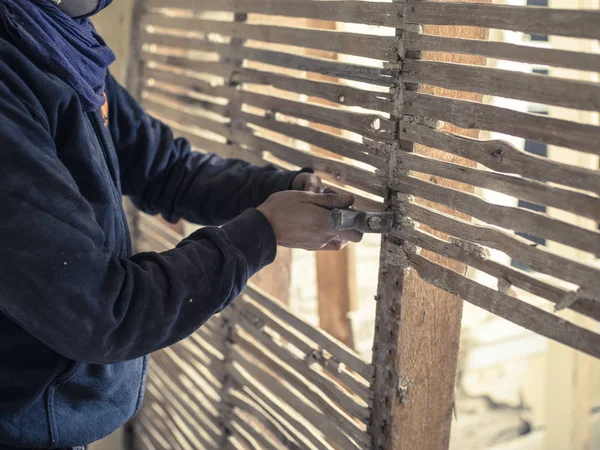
[50,0,102,18]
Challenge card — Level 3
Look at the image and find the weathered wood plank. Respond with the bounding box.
[143,33,394,86]
[407,1,600,40]
[238,110,388,169]
[394,149,600,222]
[234,68,391,114]
[228,363,334,450]
[403,59,600,112]
[145,57,391,113]
[405,32,600,73]
[244,284,372,380]
[150,364,223,446]
[147,0,404,27]
[392,174,600,255]
[400,122,600,195]
[394,224,600,322]
[404,91,600,155]
[142,13,398,60]
[229,411,279,450]
[144,384,212,450]
[232,328,369,445]
[238,90,396,143]
[234,131,387,197]
[233,311,370,421]
[228,388,302,450]
[231,347,362,450]
[406,250,600,360]
[146,53,234,78]
[142,97,231,138]
[144,67,234,100]
[144,86,231,118]
[400,201,600,292]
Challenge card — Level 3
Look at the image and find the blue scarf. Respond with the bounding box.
[0,0,115,111]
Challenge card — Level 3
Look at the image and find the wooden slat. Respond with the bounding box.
[407,1,600,40]
[404,91,600,155]
[395,223,600,322]
[145,67,390,167]
[233,311,370,421]
[245,284,372,380]
[144,71,396,145]
[405,32,600,73]
[145,58,391,113]
[228,389,302,449]
[147,0,404,28]
[228,363,334,450]
[229,411,279,450]
[237,111,387,169]
[392,174,600,255]
[159,346,223,398]
[145,86,231,117]
[230,347,362,450]
[238,90,396,142]
[400,122,600,195]
[138,214,182,245]
[400,201,600,293]
[149,366,223,447]
[143,33,393,86]
[143,388,197,450]
[406,250,600,360]
[143,98,230,137]
[145,67,234,99]
[235,297,371,401]
[137,411,173,450]
[234,68,391,114]
[403,59,600,112]
[394,149,600,222]
[148,53,234,78]
[232,330,369,445]
[234,131,387,197]
[143,13,398,60]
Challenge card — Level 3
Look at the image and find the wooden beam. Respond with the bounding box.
[370,1,490,449]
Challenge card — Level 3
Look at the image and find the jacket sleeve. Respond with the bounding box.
[0,75,276,365]
[106,74,298,225]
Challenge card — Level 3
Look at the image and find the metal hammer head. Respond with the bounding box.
[329,208,394,234]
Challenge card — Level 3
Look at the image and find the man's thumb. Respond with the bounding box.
[308,192,355,209]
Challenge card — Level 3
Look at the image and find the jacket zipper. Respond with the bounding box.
[87,112,129,258]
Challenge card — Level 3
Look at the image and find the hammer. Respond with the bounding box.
[329,208,394,234]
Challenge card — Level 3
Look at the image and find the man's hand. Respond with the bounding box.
[257,191,363,250]
[291,172,325,193]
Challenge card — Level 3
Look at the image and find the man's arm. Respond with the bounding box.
[0,67,359,365]
[0,78,282,364]
[106,74,301,225]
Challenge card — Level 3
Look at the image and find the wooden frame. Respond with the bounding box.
[125,0,600,448]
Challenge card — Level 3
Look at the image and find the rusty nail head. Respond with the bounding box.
[368,216,383,231]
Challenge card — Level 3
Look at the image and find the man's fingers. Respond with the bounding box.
[307,192,355,210]
[321,239,348,251]
[305,178,322,193]
[338,230,363,243]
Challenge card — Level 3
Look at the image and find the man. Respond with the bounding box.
[0,0,362,448]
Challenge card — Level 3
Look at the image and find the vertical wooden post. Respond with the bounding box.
[370,1,490,449]
[315,246,358,347]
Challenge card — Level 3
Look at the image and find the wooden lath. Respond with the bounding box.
[126,0,600,448]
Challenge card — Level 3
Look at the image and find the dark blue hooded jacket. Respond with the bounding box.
[0,38,296,448]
